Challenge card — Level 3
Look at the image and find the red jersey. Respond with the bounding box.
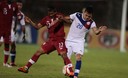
[0,2,4,32]
[39,12,65,39]
[0,1,18,33]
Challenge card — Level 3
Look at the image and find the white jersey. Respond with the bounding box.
[11,11,25,33]
[66,12,96,42]
[66,12,97,57]
[11,11,25,42]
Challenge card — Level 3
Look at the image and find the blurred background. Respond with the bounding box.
[15,0,128,51]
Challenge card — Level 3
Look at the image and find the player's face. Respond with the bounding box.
[17,2,23,10]
[83,11,92,21]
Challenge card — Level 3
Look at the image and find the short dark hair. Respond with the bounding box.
[47,6,57,12]
[84,6,93,14]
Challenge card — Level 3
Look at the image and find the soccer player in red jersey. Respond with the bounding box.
[0,0,19,67]
[18,6,74,77]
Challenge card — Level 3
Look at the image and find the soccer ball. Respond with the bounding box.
[62,65,70,76]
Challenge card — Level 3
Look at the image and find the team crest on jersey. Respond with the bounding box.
[87,22,91,25]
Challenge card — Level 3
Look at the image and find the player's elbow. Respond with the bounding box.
[35,25,40,30]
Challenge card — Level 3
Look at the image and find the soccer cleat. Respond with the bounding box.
[18,66,28,73]
[3,63,12,68]
[66,64,74,77]
[68,72,74,77]
[10,63,17,66]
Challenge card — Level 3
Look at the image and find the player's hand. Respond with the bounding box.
[99,26,107,31]
[57,15,64,20]
[25,16,31,23]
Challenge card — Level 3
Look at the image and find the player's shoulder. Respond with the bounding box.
[71,12,81,16]
[44,15,49,19]
[41,15,49,21]
[76,12,82,15]
[74,12,82,18]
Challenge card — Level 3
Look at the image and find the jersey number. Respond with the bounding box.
[3,8,7,15]
[59,42,64,50]
[77,23,83,29]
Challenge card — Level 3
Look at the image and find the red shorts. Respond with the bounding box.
[0,32,11,44]
[41,38,67,54]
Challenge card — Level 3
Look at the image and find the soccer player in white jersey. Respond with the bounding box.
[10,0,25,66]
[63,6,107,78]
[0,0,25,67]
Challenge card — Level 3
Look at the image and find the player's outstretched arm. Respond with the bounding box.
[63,16,72,23]
[25,16,42,30]
[25,16,36,26]
[92,26,107,35]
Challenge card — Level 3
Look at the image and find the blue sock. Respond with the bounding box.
[74,60,81,77]
[10,51,16,63]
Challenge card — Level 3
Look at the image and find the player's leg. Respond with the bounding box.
[60,51,74,77]
[65,40,73,59]
[18,47,46,73]
[10,31,17,66]
[3,35,12,67]
[18,41,54,73]
[74,54,82,78]
[56,40,74,77]
[10,41,16,66]
[0,36,4,47]
[72,42,84,78]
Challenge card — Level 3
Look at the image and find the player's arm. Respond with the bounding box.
[62,12,77,23]
[92,26,107,35]
[13,17,18,34]
[25,16,43,30]
[20,14,26,41]
[61,16,72,23]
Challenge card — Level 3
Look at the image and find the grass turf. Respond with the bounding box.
[0,44,128,78]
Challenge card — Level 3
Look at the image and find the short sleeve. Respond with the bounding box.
[70,12,77,20]
[39,17,47,26]
[90,21,96,28]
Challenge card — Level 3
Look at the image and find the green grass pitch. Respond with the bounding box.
[0,44,128,78]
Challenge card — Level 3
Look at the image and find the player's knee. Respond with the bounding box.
[60,51,67,57]
[4,43,9,47]
[36,48,45,55]
[76,54,82,61]
[11,44,16,51]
